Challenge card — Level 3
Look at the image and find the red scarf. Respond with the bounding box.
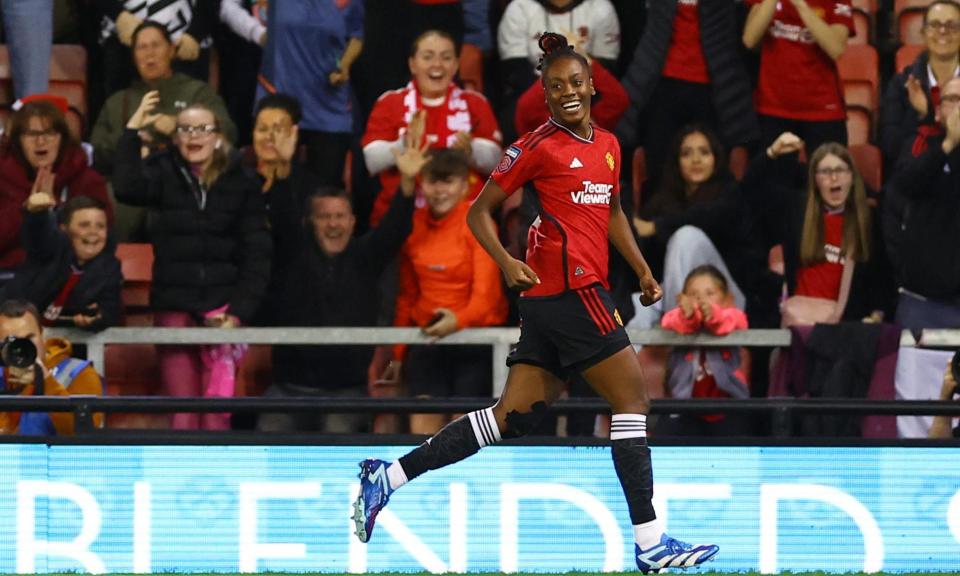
[912,124,945,157]
[401,81,475,150]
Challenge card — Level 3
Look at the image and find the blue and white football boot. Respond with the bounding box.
[635,533,719,573]
[351,458,394,543]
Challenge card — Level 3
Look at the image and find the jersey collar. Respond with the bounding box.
[549,118,594,143]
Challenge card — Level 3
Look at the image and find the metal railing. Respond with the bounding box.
[0,396,959,437]
[15,326,953,438]
[50,326,794,396]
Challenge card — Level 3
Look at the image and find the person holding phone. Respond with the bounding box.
[390,148,507,435]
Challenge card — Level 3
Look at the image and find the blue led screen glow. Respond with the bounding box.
[0,445,957,573]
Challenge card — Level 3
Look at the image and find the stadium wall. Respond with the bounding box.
[0,444,957,573]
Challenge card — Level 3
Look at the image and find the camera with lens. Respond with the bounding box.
[0,336,37,369]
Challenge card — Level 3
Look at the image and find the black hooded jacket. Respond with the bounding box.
[0,210,122,331]
[113,129,272,322]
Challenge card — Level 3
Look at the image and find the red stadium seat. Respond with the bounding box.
[895,0,932,18]
[846,108,872,145]
[459,43,484,92]
[0,45,89,137]
[850,9,873,45]
[49,44,87,83]
[838,45,879,113]
[849,143,883,193]
[899,10,926,45]
[896,44,925,73]
[839,45,879,142]
[896,0,930,45]
[115,243,154,321]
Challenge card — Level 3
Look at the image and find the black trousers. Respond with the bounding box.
[301,130,351,188]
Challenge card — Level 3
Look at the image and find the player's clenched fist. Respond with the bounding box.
[501,258,540,291]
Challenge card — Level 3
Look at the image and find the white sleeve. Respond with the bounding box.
[497,1,530,61]
[363,138,404,175]
[471,137,503,175]
[588,0,621,61]
[220,0,267,45]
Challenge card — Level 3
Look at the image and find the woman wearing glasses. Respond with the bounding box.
[743,132,894,326]
[881,0,960,168]
[743,0,853,153]
[0,97,112,290]
[115,91,272,430]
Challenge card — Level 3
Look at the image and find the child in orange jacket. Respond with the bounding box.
[393,149,507,434]
[658,265,754,436]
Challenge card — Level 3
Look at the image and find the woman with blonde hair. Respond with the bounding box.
[744,132,894,325]
[114,92,272,430]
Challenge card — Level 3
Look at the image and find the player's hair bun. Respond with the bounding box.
[538,32,570,56]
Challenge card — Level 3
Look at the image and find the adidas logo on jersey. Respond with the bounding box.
[570,180,613,205]
[570,157,583,168]
[575,266,585,276]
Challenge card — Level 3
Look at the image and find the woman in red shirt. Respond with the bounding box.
[743,0,854,153]
[744,132,894,325]
[362,29,502,225]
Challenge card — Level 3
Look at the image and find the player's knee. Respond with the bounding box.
[502,401,549,438]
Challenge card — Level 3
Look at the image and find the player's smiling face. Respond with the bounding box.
[543,57,594,132]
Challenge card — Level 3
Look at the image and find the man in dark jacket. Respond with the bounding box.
[887,77,960,332]
[257,142,426,433]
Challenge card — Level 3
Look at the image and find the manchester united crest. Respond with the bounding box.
[605,152,615,172]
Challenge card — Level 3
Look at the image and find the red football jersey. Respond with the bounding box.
[747,0,854,121]
[491,119,621,297]
[662,0,710,84]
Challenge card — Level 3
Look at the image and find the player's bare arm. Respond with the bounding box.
[467,178,540,290]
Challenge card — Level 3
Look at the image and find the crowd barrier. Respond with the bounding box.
[0,327,943,437]
[49,326,795,397]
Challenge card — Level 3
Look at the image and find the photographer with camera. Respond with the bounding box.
[929,353,960,439]
[0,300,104,435]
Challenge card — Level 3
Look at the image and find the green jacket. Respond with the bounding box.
[90,73,237,174]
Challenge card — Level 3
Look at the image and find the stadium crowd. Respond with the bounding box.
[0,0,957,438]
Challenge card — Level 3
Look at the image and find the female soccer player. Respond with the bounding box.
[353,32,719,573]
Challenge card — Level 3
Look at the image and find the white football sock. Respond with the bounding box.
[634,518,663,550]
[386,460,408,491]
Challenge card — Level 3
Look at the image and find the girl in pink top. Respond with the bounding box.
[659,265,754,437]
